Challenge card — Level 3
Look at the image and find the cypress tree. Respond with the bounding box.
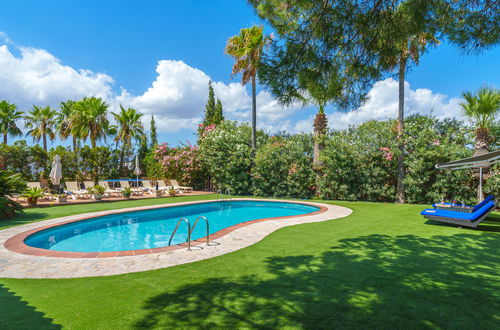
[213,98,224,124]
[149,115,158,149]
[204,81,216,126]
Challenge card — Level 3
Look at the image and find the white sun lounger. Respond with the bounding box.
[169,179,193,193]
[119,180,144,196]
[98,181,123,197]
[65,181,89,199]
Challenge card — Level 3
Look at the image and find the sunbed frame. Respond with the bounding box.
[423,203,497,228]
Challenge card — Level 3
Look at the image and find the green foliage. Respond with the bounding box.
[79,146,114,182]
[461,86,500,129]
[252,134,315,198]
[149,115,158,148]
[155,143,203,188]
[199,81,225,136]
[23,186,45,199]
[24,105,57,152]
[87,184,106,196]
[71,97,110,148]
[0,100,23,145]
[199,121,260,194]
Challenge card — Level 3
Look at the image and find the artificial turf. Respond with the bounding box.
[0,197,499,329]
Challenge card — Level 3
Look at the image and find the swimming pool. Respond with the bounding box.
[24,200,319,253]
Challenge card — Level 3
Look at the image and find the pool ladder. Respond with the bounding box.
[216,188,232,201]
[168,216,210,251]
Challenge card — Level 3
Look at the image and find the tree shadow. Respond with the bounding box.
[425,213,500,233]
[0,211,50,230]
[134,233,500,329]
[0,283,61,329]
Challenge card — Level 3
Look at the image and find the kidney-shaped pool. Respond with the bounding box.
[24,200,320,253]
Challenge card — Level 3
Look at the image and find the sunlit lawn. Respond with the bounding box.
[0,195,499,329]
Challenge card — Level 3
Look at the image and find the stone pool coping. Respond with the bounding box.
[0,198,352,278]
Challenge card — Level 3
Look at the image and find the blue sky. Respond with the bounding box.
[0,0,499,147]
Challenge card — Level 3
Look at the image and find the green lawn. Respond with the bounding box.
[0,196,499,329]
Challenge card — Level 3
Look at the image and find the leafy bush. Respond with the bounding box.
[199,121,264,195]
[0,170,25,219]
[252,134,315,198]
[155,142,204,189]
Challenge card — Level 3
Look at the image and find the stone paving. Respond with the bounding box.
[0,199,352,279]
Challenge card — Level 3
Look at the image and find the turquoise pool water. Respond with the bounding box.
[24,200,319,252]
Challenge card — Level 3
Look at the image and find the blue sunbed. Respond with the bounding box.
[432,195,493,211]
[421,199,497,228]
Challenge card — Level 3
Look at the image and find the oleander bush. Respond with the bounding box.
[252,134,315,199]
[198,121,266,195]
[155,142,204,189]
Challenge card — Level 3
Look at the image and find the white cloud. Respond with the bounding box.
[329,78,462,130]
[117,60,301,132]
[0,44,113,110]
[0,37,464,136]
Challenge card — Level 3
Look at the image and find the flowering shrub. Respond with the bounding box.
[252,134,315,198]
[199,121,260,194]
[155,142,203,188]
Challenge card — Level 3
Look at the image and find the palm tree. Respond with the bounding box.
[57,100,80,152]
[112,105,144,173]
[379,29,439,203]
[70,97,110,148]
[460,86,500,152]
[225,25,270,149]
[0,100,23,145]
[24,105,57,152]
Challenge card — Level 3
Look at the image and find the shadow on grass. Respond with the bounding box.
[135,233,500,329]
[0,211,50,230]
[425,213,500,233]
[0,284,61,329]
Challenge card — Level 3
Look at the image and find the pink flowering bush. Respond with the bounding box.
[155,142,203,188]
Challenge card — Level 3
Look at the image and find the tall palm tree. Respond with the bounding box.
[0,100,23,145]
[379,28,439,203]
[460,86,500,151]
[70,97,110,148]
[24,105,57,152]
[57,100,80,152]
[112,105,144,173]
[225,25,270,149]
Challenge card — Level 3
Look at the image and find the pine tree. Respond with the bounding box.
[149,115,158,149]
[213,99,224,124]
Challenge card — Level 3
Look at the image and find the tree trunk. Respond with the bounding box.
[119,143,125,175]
[396,59,406,204]
[73,136,79,177]
[251,74,257,149]
[3,133,7,145]
[313,107,327,197]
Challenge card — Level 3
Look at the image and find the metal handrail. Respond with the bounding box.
[216,189,223,200]
[225,188,231,200]
[168,218,191,251]
[190,216,210,246]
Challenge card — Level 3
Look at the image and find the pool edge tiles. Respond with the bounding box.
[4,199,326,258]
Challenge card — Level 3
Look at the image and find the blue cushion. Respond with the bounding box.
[432,195,494,210]
[421,200,495,221]
[472,195,493,212]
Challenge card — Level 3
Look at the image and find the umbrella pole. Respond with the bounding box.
[479,167,483,203]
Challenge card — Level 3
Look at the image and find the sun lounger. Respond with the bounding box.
[169,179,193,193]
[98,181,123,197]
[157,180,174,192]
[26,182,54,200]
[119,180,144,196]
[140,180,156,195]
[432,195,493,211]
[65,181,89,199]
[421,199,497,228]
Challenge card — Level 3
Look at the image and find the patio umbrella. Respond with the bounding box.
[133,155,142,188]
[49,154,62,192]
